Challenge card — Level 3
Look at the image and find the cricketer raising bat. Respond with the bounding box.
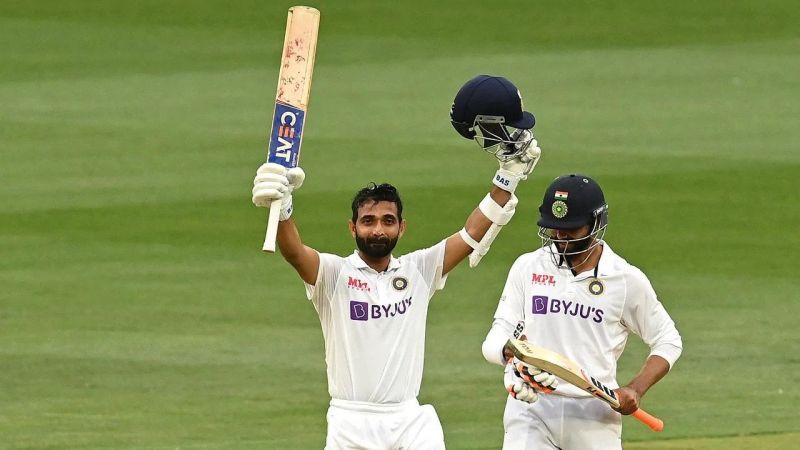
[262,6,320,252]
[507,339,665,432]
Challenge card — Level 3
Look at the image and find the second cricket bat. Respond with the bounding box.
[507,339,664,432]
[262,6,320,252]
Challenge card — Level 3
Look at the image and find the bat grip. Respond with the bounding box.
[632,408,664,432]
[262,199,282,252]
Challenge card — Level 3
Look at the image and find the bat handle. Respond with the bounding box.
[632,408,664,432]
[262,199,282,252]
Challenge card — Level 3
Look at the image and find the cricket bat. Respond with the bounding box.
[507,339,664,432]
[262,6,320,252]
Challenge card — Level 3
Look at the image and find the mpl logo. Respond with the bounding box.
[532,273,556,286]
[347,277,371,292]
[350,297,412,321]
[530,295,604,323]
[268,102,304,167]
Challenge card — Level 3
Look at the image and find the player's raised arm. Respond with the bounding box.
[253,163,320,284]
[442,75,542,274]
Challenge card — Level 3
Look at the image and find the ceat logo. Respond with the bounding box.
[347,277,370,292]
[274,110,298,162]
[532,273,556,286]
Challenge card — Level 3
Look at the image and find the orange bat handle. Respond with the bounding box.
[632,408,664,432]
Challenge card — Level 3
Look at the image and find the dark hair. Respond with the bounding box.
[351,183,403,222]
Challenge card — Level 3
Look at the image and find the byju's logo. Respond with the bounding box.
[532,296,549,314]
[530,295,604,323]
[350,301,369,321]
[350,298,413,321]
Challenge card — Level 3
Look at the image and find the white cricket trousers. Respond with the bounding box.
[325,398,445,450]
[502,394,622,450]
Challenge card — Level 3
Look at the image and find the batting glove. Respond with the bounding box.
[493,130,542,193]
[252,163,305,220]
[513,357,558,393]
[504,360,539,403]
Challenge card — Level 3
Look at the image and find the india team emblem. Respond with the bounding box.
[392,276,408,291]
[552,200,568,219]
[588,279,604,296]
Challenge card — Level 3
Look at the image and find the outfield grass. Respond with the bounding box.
[1,1,798,448]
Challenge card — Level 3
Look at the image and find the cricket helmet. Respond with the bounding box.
[450,75,536,161]
[537,174,609,267]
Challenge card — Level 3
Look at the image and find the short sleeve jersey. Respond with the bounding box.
[494,242,682,397]
[305,240,449,403]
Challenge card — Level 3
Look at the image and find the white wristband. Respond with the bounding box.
[479,193,516,225]
[493,169,520,193]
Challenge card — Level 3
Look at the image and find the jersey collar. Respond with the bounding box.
[571,240,617,281]
[347,251,401,273]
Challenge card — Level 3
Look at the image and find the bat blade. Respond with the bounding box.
[508,339,664,432]
[262,6,320,252]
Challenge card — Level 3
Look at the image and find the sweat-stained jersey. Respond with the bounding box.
[305,240,448,404]
[492,242,682,398]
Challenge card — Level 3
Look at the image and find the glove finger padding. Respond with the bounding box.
[253,165,290,207]
[513,358,558,393]
[286,167,306,191]
[254,172,290,188]
[504,361,540,404]
[522,140,541,162]
[257,162,287,176]
[252,187,286,207]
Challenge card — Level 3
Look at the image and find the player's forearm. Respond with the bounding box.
[624,355,670,398]
[482,319,516,365]
[276,218,319,284]
[464,187,512,241]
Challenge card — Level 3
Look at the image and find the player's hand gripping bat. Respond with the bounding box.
[507,339,664,432]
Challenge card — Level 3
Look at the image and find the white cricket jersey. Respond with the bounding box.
[305,241,448,404]
[493,242,682,398]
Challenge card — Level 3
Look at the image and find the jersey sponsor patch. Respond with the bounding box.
[531,273,556,286]
[347,277,371,292]
[530,295,604,323]
[349,298,412,321]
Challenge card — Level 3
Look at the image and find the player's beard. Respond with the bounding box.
[355,234,398,259]
[556,236,593,258]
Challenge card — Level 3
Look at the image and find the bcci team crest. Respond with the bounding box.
[552,200,568,219]
[392,277,408,291]
[588,279,604,296]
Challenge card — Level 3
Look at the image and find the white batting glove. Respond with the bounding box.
[504,360,539,403]
[513,357,558,392]
[252,163,305,220]
[493,131,542,193]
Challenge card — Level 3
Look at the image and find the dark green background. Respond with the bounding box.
[1,1,798,448]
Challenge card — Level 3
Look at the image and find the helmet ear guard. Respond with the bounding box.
[450,120,476,139]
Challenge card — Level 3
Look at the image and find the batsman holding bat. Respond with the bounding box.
[252,75,542,449]
[481,174,683,449]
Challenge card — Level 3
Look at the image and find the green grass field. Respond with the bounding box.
[2,1,798,448]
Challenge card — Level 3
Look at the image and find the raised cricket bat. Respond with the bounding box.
[507,339,664,432]
[262,6,320,252]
